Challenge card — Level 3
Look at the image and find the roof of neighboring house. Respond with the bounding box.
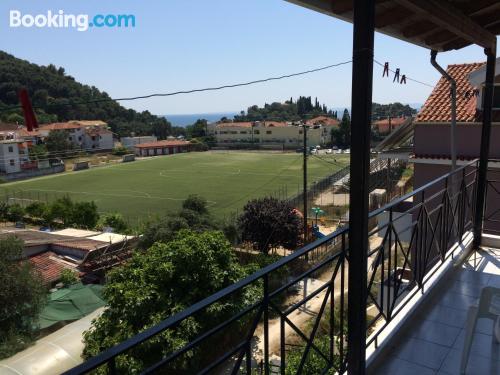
[262,121,288,127]
[39,120,107,131]
[373,117,409,127]
[416,62,485,123]
[306,116,340,127]
[0,123,21,131]
[29,251,78,284]
[134,140,191,149]
[15,127,42,137]
[215,122,253,128]
[51,238,108,253]
[85,127,113,136]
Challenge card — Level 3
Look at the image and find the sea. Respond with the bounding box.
[164,112,238,127]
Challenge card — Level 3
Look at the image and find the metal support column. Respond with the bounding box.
[347,0,375,373]
[473,46,497,247]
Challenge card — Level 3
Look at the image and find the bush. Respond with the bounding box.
[60,269,79,286]
[97,213,128,233]
[6,204,25,222]
[112,146,129,156]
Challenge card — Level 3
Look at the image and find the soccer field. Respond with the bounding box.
[0,151,349,222]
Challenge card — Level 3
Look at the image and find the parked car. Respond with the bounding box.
[310,148,318,155]
[326,149,333,154]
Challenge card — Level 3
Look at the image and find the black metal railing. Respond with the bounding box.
[66,160,480,375]
[485,159,500,235]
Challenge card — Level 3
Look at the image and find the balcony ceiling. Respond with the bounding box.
[286,0,499,51]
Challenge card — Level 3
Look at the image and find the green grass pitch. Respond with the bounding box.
[0,151,349,222]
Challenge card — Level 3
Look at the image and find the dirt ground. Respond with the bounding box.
[313,192,349,206]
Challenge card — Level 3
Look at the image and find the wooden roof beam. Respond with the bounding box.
[394,0,497,50]
[376,5,412,28]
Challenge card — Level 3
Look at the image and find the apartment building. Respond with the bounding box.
[212,120,338,148]
[38,120,113,152]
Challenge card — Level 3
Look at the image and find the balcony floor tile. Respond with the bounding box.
[370,247,500,375]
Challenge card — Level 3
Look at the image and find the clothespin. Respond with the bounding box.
[383,62,389,77]
[393,68,400,83]
[400,74,406,84]
[464,90,470,99]
[473,89,480,97]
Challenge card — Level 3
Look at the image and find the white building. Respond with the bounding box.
[38,120,113,152]
[0,140,27,174]
[212,120,339,147]
[121,136,158,150]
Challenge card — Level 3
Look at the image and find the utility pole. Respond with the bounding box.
[303,124,308,242]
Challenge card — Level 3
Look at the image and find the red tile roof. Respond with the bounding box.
[29,251,76,284]
[40,120,107,131]
[416,62,485,123]
[373,117,408,127]
[262,121,288,127]
[306,116,340,127]
[216,122,253,128]
[134,140,191,149]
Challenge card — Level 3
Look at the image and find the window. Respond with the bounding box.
[9,159,14,166]
[230,131,237,134]
[8,146,13,153]
[299,130,303,134]
[254,130,260,135]
[68,137,72,141]
[78,136,82,141]
[266,131,272,134]
[240,131,247,134]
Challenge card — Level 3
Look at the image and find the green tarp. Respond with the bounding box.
[38,283,105,329]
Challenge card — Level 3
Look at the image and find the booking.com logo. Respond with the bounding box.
[9,10,135,31]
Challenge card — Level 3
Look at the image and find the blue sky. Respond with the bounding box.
[1,0,497,115]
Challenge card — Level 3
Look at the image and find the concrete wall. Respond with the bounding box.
[414,123,500,158]
[2,164,65,181]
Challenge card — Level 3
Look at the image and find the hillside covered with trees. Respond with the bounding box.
[233,96,338,122]
[0,51,182,138]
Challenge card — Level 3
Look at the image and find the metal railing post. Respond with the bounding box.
[473,46,497,247]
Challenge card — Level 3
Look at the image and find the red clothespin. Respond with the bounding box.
[18,88,38,132]
[393,68,400,83]
[383,62,389,77]
[400,74,406,84]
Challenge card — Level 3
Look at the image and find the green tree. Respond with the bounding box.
[45,130,74,156]
[7,204,25,222]
[82,230,254,373]
[71,201,99,229]
[25,201,48,220]
[0,236,46,358]
[49,196,74,226]
[182,194,209,215]
[28,144,49,161]
[186,119,207,139]
[331,109,351,148]
[238,197,302,254]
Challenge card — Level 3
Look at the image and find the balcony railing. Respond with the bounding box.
[66,159,481,375]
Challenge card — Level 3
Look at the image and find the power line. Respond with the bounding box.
[0,59,353,113]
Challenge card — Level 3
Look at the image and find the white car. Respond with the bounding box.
[326,149,333,154]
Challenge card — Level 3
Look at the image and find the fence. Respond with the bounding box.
[64,159,479,375]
